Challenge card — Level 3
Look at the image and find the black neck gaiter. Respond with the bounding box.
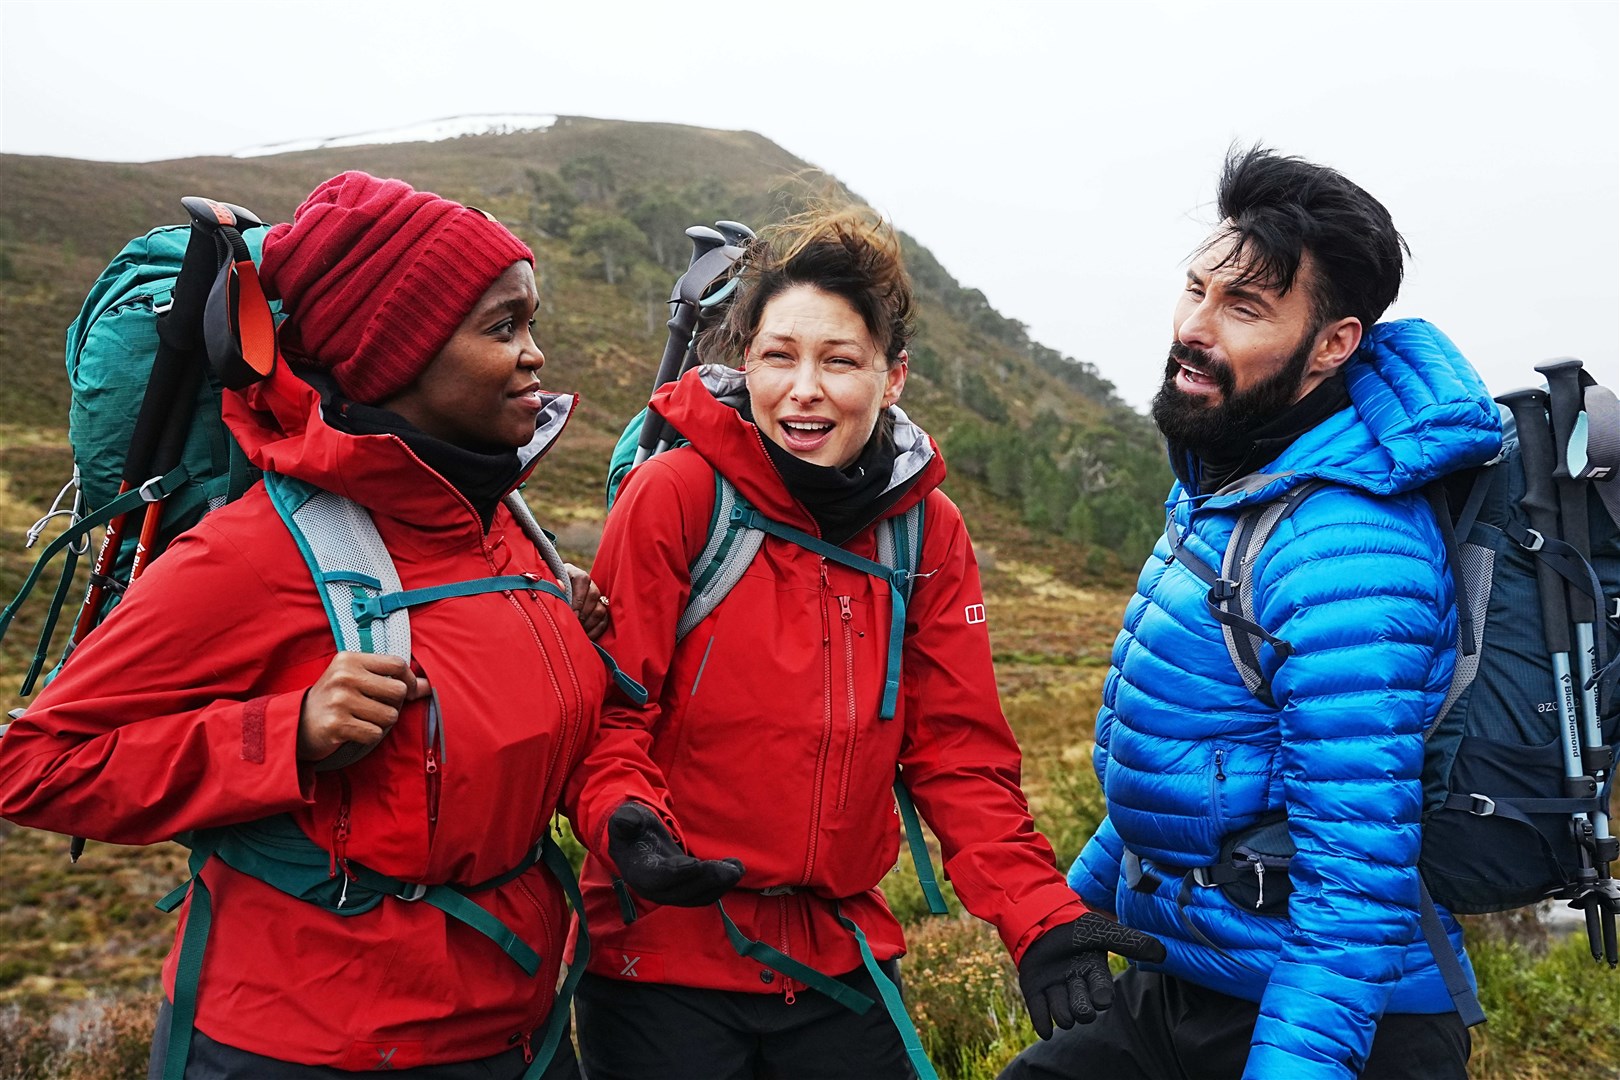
[760,416,904,546]
[305,369,525,533]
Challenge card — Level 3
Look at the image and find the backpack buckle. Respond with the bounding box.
[1189,866,1218,888]
[1522,529,1546,552]
[1465,793,1497,817]
[1208,578,1239,604]
[395,882,428,902]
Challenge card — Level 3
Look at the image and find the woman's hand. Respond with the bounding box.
[565,563,611,641]
[297,652,428,762]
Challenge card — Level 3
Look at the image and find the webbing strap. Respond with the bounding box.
[1419,884,1486,1026]
[837,907,941,1080]
[716,902,876,1014]
[343,863,540,976]
[154,832,581,1080]
[21,539,81,694]
[1440,791,1602,824]
[524,837,589,1080]
[156,873,210,1080]
[0,465,187,644]
[593,642,649,706]
[352,575,568,626]
[734,506,909,719]
[894,780,948,915]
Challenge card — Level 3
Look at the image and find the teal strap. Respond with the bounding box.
[733,506,909,720]
[353,575,568,626]
[340,862,540,976]
[21,540,81,695]
[524,835,589,1079]
[836,907,940,1080]
[0,467,186,643]
[716,902,876,1014]
[155,844,216,1080]
[894,780,948,915]
[593,642,649,705]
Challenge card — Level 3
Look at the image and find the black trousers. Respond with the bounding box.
[147,998,581,1079]
[997,968,1470,1080]
[574,965,912,1080]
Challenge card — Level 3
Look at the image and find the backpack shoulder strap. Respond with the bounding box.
[262,471,411,662]
[678,472,764,641]
[1168,479,1332,707]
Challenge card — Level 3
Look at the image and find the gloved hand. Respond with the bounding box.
[1016,912,1167,1039]
[607,801,745,906]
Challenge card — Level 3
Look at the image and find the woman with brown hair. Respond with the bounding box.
[571,206,1165,1078]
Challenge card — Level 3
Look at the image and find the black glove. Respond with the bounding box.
[1016,913,1167,1039]
[606,801,745,907]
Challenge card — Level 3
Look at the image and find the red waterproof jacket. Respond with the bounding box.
[569,367,1084,994]
[0,361,606,1069]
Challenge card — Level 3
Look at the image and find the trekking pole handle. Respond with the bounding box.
[1538,359,1589,480]
[1499,387,1573,654]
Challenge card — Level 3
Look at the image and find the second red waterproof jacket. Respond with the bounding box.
[0,361,606,1069]
[569,366,1084,995]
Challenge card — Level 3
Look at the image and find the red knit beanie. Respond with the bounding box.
[259,171,534,404]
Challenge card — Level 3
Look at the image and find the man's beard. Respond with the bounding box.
[1150,331,1316,455]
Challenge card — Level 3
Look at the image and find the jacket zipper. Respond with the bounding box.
[804,562,834,884]
[424,686,444,845]
[330,773,356,907]
[836,596,858,812]
[779,895,797,1005]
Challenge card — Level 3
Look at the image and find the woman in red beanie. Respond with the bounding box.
[0,172,729,1079]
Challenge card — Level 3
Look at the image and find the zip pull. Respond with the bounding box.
[1214,750,1227,782]
[1254,859,1266,909]
[838,596,852,622]
[520,1030,534,1064]
[782,982,797,1006]
[425,747,439,776]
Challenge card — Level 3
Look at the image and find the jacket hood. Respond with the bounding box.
[1205,318,1503,508]
[649,365,943,531]
[221,352,575,524]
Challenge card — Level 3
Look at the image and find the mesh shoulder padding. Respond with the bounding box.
[265,475,409,662]
[1434,540,1494,732]
[1219,497,1296,700]
[679,476,762,641]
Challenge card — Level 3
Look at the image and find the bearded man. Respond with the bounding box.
[1000,146,1502,1080]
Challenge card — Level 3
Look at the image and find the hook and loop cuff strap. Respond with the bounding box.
[732,506,909,720]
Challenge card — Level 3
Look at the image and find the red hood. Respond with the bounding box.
[648,365,945,534]
[222,355,577,529]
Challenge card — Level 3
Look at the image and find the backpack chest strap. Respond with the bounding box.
[731,504,910,720]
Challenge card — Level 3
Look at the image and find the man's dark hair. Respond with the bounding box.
[1205,144,1409,329]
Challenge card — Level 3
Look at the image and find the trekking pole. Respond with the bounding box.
[632,226,728,469]
[1539,359,1620,963]
[1500,387,1610,961]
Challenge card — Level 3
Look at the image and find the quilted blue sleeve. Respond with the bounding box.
[1069,813,1124,915]
[1241,488,1454,1080]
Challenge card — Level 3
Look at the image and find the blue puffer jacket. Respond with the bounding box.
[1070,320,1502,1079]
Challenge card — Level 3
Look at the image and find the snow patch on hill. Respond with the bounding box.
[233,115,558,159]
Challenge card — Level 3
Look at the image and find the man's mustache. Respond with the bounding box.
[1166,342,1236,395]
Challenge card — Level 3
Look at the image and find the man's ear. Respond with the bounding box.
[1311,317,1362,378]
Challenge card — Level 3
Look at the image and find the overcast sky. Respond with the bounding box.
[2,0,1615,410]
